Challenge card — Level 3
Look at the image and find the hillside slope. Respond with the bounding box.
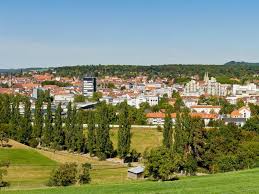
[3,167,259,194]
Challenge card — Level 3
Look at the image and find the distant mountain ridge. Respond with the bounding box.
[224,61,259,66]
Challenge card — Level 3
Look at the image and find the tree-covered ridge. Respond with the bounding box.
[224,61,259,66]
[54,64,259,81]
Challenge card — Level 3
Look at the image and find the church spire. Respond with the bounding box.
[204,72,209,82]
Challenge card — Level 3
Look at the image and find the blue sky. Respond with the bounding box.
[0,0,259,68]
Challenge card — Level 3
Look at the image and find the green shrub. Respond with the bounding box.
[217,155,238,172]
[79,163,91,184]
[28,138,38,148]
[0,160,10,187]
[48,163,78,186]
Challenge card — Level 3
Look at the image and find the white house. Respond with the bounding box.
[190,105,221,114]
[230,106,251,119]
[54,94,74,103]
[146,112,218,126]
[232,83,258,96]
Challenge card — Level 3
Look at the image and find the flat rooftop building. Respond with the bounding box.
[83,76,96,97]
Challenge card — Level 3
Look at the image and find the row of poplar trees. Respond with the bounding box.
[0,93,132,159]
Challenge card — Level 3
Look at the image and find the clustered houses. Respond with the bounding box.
[190,105,221,114]
[146,111,218,126]
[0,70,258,127]
[99,76,172,108]
[146,106,252,127]
[0,72,82,112]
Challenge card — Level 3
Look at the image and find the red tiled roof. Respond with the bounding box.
[146,112,177,118]
[230,110,241,117]
[146,112,218,119]
[191,105,221,109]
[230,106,250,117]
[0,88,13,94]
[191,113,218,119]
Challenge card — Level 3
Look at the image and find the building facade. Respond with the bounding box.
[83,76,96,97]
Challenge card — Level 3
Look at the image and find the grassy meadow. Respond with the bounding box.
[0,127,162,190]
[3,167,259,194]
[0,148,57,189]
[3,128,259,193]
[110,127,162,154]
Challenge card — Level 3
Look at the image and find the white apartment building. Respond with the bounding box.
[127,94,159,108]
[184,80,202,96]
[54,94,75,103]
[184,73,230,97]
[232,83,258,96]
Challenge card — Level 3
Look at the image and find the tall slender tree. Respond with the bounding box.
[173,113,185,156]
[117,102,131,158]
[0,94,11,124]
[96,103,113,159]
[33,98,43,144]
[66,105,77,151]
[74,110,85,152]
[53,103,64,150]
[65,102,72,149]
[163,109,173,149]
[18,97,32,144]
[42,99,53,147]
[10,96,20,139]
[87,111,96,155]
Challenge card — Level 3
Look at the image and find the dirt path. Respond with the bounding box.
[3,139,31,149]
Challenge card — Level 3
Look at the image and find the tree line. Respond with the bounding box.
[0,93,132,160]
[54,64,259,83]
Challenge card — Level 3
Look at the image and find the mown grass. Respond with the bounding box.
[110,127,162,153]
[0,148,57,166]
[0,148,57,189]
[34,149,129,185]
[0,147,129,189]
[3,168,259,194]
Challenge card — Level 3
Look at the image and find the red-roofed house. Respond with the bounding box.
[190,105,221,114]
[230,106,251,119]
[146,112,218,126]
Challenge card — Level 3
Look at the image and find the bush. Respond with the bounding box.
[79,163,91,184]
[48,163,78,186]
[157,125,162,132]
[29,138,38,148]
[144,147,180,181]
[124,149,141,163]
[97,152,107,161]
[48,162,92,187]
[0,160,10,188]
[217,155,238,172]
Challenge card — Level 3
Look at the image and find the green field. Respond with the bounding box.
[0,146,130,189]
[0,127,161,189]
[0,148,57,189]
[2,129,259,193]
[110,127,162,153]
[2,168,259,193]
[0,149,57,166]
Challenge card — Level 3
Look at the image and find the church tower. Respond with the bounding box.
[204,72,209,82]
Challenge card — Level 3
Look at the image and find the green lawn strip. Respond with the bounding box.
[2,168,259,194]
[0,148,57,166]
[0,148,57,189]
